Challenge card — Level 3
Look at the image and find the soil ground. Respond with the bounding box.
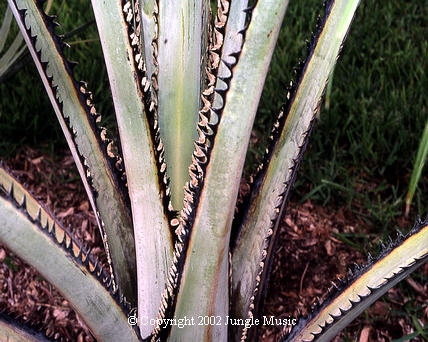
[1,148,427,341]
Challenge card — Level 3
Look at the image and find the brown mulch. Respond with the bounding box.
[260,201,364,341]
[260,202,428,341]
[1,148,104,341]
[1,148,427,341]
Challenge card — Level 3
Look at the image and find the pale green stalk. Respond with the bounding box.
[157,0,206,209]
[90,1,173,338]
[231,2,361,339]
[8,0,136,301]
[170,1,289,340]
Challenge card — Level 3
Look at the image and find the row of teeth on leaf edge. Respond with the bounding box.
[0,178,136,321]
[122,0,177,233]
[12,0,135,291]
[229,2,337,340]
[151,1,258,340]
[0,176,145,339]
[26,0,130,209]
[279,216,428,342]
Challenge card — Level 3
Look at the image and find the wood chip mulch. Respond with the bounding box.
[1,148,104,342]
[0,148,427,342]
[258,197,428,341]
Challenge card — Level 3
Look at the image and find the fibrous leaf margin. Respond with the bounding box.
[151,1,253,340]
[9,0,129,210]
[7,0,137,301]
[0,310,60,342]
[153,0,207,210]
[0,168,142,342]
[0,166,133,313]
[122,0,176,229]
[230,2,361,339]
[279,218,428,342]
[154,1,291,340]
[91,0,174,337]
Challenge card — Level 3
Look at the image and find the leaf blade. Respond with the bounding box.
[0,171,140,342]
[231,2,361,339]
[156,0,207,209]
[164,1,290,340]
[281,220,428,342]
[90,1,174,337]
[7,0,137,302]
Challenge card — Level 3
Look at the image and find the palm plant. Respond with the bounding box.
[0,0,427,341]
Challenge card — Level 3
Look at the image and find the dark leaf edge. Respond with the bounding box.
[279,216,428,342]
[10,0,134,290]
[0,310,60,342]
[0,172,142,341]
[13,0,130,211]
[121,0,177,230]
[229,1,360,340]
[151,1,258,340]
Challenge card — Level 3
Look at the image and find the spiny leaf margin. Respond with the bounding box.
[7,0,137,301]
[0,170,141,342]
[280,218,428,342]
[230,1,361,340]
[0,310,60,342]
[151,0,252,339]
[122,0,176,228]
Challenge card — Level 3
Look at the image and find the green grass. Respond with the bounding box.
[255,0,428,230]
[406,118,428,216]
[0,0,113,157]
